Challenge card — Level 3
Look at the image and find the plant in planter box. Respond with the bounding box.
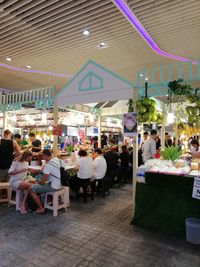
[161,146,181,161]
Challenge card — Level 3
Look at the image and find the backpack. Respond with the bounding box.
[59,160,71,186]
[48,159,71,187]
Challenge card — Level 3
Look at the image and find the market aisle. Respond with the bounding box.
[0,186,199,267]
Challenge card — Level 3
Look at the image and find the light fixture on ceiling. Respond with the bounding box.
[140,73,144,77]
[83,30,90,36]
[145,77,149,81]
[112,0,197,64]
[26,65,31,69]
[98,42,108,49]
[6,57,12,62]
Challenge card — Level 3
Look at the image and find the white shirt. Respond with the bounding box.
[190,146,200,153]
[77,157,94,179]
[93,156,107,180]
[43,158,63,189]
[9,161,29,182]
[143,138,156,162]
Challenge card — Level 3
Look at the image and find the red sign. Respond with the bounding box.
[53,126,62,136]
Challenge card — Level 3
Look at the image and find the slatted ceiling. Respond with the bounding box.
[0,0,200,91]
[0,11,126,53]
[0,67,66,90]
[127,0,200,60]
[0,8,120,53]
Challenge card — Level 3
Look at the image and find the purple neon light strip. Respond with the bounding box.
[113,0,198,64]
[0,63,71,77]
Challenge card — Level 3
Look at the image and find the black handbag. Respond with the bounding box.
[59,159,71,186]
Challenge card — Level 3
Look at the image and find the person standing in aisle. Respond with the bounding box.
[0,129,20,182]
[138,131,149,166]
[14,133,29,149]
[119,145,130,183]
[143,129,158,163]
[29,133,42,153]
[139,131,149,150]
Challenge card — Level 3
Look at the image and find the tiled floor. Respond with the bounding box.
[0,185,199,267]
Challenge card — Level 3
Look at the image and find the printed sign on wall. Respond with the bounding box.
[123,112,138,137]
[192,177,200,200]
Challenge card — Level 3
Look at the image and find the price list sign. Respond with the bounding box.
[192,177,200,200]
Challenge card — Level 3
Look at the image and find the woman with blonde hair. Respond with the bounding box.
[9,150,34,213]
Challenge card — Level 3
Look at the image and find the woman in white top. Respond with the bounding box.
[9,150,34,213]
[75,149,94,202]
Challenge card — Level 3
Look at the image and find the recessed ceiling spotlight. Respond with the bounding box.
[145,77,149,81]
[26,65,31,68]
[6,57,12,62]
[140,73,144,77]
[83,30,90,36]
[98,42,108,49]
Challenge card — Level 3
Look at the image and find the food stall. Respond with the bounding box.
[133,157,200,237]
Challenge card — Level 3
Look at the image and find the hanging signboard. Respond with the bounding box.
[123,112,138,137]
[52,126,62,136]
[192,176,200,200]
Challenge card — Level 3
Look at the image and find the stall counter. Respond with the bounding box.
[132,172,200,237]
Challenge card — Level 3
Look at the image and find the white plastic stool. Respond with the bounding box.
[9,188,24,210]
[0,182,10,204]
[44,187,70,216]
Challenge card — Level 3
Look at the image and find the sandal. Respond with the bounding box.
[19,207,28,214]
[35,207,45,214]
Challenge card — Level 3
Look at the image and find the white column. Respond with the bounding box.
[160,103,165,147]
[132,134,138,219]
[98,115,101,148]
[2,93,7,131]
[2,109,7,131]
[53,98,59,157]
[132,100,138,219]
[175,120,178,147]
[84,116,87,141]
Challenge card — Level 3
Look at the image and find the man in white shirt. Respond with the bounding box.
[29,149,63,213]
[93,148,107,196]
[143,129,157,163]
[93,148,107,180]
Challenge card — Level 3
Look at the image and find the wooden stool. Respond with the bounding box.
[44,187,70,216]
[9,188,24,210]
[0,182,10,204]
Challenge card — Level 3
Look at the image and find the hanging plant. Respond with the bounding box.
[168,79,193,97]
[168,79,194,124]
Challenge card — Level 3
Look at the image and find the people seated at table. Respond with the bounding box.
[75,149,94,202]
[29,149,63,213]
[93,148,107,194]
[119,145,130,183]
[104,146,119,187]
[8,150,34,213]
[0,129,20,182]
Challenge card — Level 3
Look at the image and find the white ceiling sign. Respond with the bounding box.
[57,60,135,106]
